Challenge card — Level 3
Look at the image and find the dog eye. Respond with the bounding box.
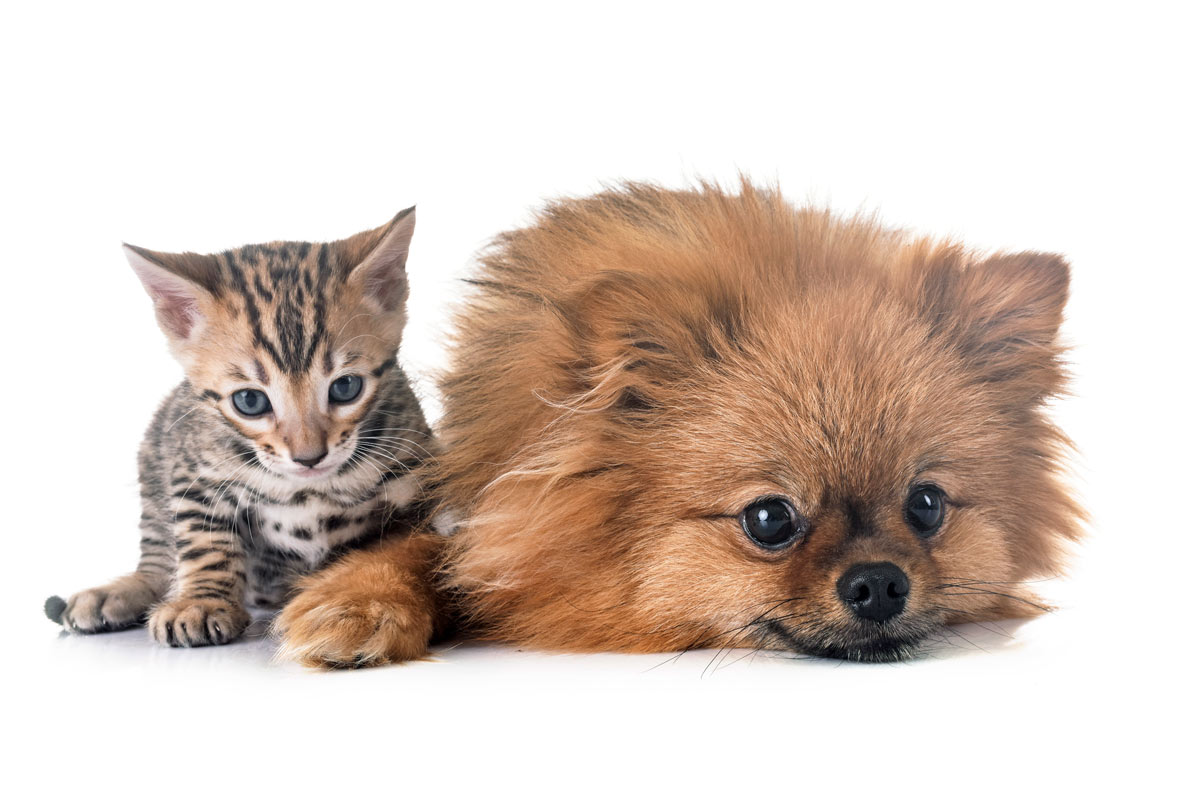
[232,389,271,417]
[740,497,806,548]
[905,486,945,536]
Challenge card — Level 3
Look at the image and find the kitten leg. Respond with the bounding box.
[274,531,447,668]
[148,519,250,647]
[48,512,175,632]
[51,571,169,633]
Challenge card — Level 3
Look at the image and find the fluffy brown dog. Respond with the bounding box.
[276,180,1082,665]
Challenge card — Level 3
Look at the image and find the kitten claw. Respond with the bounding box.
[149,599,249,648]
[56,578,159,634]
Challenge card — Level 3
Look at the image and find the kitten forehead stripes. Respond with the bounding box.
[221,242,336,375]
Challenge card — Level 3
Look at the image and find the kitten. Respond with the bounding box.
[45,208,433,647]
[275,181,1082,666]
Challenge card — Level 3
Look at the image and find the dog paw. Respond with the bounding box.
[148,598,249,647]
[273,579,434,669]
[53,576,161,633]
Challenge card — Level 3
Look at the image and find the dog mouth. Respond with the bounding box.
[761,619,933,663]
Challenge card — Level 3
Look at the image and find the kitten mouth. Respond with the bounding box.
[290,466,333,480]
[762,620,929,663]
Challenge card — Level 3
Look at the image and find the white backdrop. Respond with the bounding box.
[3,2,1196,788]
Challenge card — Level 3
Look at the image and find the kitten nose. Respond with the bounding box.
[837,563,909,623]
[293,452,327,468]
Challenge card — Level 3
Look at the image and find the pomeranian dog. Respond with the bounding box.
[276,180,1082,666]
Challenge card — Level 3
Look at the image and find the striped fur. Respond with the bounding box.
[47,209,433,647]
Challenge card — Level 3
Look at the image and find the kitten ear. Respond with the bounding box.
[124,244,209,342]
[347,206,416,313]
[921,250,1070,400]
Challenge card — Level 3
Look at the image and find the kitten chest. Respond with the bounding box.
[248,496,381,568]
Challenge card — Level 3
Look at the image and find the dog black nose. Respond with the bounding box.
[837,562,910,623]
[293,452,327,468]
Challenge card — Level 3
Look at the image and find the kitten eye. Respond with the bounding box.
[740,497,806,549]
[905,486,945,536]
[329,375,364,404]
[232,389,271,417]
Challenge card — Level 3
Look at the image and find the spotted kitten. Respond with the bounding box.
[45,208,433,647]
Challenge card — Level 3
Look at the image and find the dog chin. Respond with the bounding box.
[765,621,929,663]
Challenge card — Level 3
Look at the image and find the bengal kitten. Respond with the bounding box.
[45,208,433,648]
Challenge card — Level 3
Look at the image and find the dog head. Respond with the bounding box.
[440,182,1082,661]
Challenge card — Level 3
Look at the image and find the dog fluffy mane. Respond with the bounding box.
[430,178,1081,652]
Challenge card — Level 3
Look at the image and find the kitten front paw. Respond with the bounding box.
[149,598,249,647]
[54,576,161,633]
[273,575,435,669]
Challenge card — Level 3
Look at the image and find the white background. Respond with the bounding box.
[2,1,1197,788]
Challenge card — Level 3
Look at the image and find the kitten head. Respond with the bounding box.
[439,183,1083,660]
[127,208,415,480]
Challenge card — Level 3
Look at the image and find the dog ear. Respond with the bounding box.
[919,250,1070,401]
[561,270,737,416]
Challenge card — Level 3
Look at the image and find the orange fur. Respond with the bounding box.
[274,531,448,668]
[429,179,1083,660]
